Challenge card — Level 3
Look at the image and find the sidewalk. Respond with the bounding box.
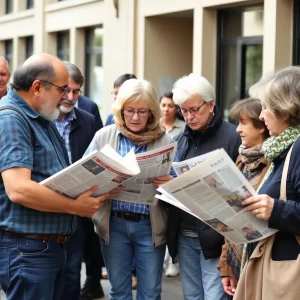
[0,264,183,299]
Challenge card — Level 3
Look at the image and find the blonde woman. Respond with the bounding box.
[85,79,175,299]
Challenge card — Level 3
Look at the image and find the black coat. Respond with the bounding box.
[167,106,241,261]
[69,107,97,163]
[78,95,103,131]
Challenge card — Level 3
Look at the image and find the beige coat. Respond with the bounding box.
[86,125,173,247]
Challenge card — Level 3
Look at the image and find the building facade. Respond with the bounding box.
[0,0,297,121]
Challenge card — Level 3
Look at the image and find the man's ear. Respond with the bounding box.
[31,80,42,96]
[209,100,215,113]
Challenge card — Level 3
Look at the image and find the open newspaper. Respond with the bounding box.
[40,144,140,198]
[41,143,177,205]
[112,143,177,205]
[156,149,277,244]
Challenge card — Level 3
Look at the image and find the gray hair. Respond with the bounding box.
[261,66,300,126]
[12,62,55,91]
[63,61,84,86]
[248,71,275,99]
[0,56,10,70]
[172,73,216,106]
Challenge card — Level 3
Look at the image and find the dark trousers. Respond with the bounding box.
[62,217,104,300]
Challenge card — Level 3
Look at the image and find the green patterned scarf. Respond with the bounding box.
[262,126,300,162]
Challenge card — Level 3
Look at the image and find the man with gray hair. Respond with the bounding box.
[53,61,105,299]
[167,73,241,300]
[0,57,10,99]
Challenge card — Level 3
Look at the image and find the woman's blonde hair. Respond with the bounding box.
[261,66,300,126]
[112,79,161,130]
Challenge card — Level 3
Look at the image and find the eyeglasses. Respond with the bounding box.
[123,108,150,117]
[39,80,70,96]
[178,102,207,116]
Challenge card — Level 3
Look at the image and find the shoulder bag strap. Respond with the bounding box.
[279,142,300,244]
[280,143,295,201]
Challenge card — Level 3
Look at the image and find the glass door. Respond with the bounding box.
[217,5,263,120]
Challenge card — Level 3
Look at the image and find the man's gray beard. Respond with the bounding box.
[39,107,59,121]
[59,105,74,114]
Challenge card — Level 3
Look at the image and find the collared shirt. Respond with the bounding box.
[111,133,178,215]
[111,133,150,214]
[0,88,75,234]
[164,118,186,138]
[53,109,76,163]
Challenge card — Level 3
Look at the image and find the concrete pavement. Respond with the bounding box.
[0,263,183,299]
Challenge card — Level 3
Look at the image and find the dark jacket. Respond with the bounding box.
[69,107,97,163]
[256,138,300,261]
[77,95,103,131]
[167,106,241,261]
[105,113,114,126]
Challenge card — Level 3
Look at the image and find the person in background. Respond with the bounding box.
[159,91,185,277]
[167,73,241,300]
[53,61,105,300]
[85,78,175,299]
[160,91,185,138]
[77,90,103,130]
[0,57,10,99]
[218,98,270,297]
[105,73,136,126]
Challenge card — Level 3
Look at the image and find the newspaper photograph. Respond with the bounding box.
[112,143,177,205]
[172,150,219,176]
[157,149,277,244]
[40,145,140,198]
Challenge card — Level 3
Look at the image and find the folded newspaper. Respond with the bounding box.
[156,149,277,244]
[41,143,177,206]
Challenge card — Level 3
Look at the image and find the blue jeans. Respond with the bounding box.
[0,233,66,300]
[177,234,227,300]
[101,215,165,300]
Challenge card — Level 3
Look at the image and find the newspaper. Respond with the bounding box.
[172,150,219,176]
[156,149,277,244]
[112,143,177,205]
[40,144,140,198]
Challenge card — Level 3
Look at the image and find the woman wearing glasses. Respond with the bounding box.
[84,79,175,299]
[167,74,241,300]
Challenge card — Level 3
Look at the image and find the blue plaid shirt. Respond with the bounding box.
[0,89,75,234]
[111,133,178,215]
[111,134,150,214]
[53,109,76,163]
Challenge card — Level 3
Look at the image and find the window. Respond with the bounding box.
[293,0,300,64]
[85,26,103,105]
[5,0,13,14]
[57,31,70,61]
[217,6,263,120]
[25,36,34,59]
[26,0,34,9]
[5,40,13,72]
